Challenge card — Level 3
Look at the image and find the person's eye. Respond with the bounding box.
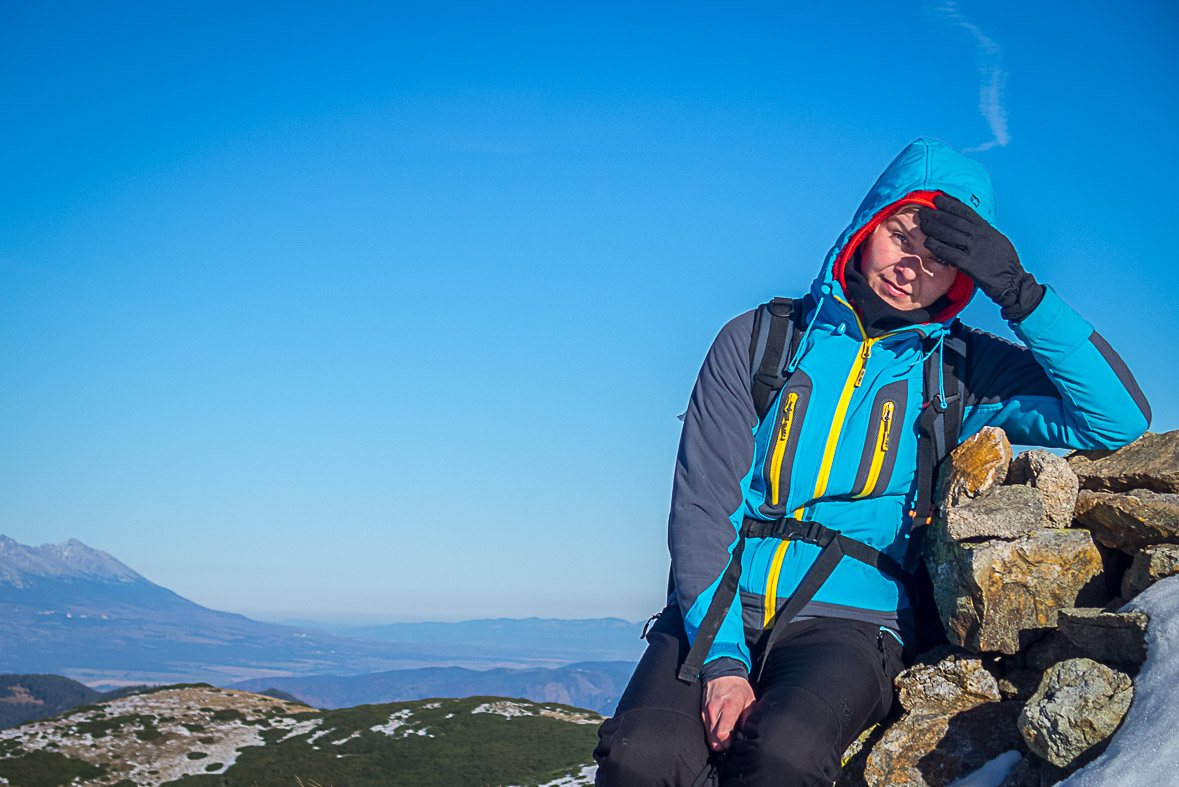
[892,232,908,245]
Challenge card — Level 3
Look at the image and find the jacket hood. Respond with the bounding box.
[814,137,998,326]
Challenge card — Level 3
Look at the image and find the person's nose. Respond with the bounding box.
[894,257,921,282]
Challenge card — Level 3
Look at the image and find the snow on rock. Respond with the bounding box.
[1059,574,1179,786]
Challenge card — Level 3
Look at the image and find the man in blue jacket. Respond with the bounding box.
[594,138,1150,787]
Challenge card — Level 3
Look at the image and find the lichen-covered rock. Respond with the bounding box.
[1018,658,1132,769]
[1068,431,1179,494]
[937,427,1014,508]
[840,702,1025,787]
[925,528,1105,654]
[895,647,1003,714]
[1121,543,1179,599]
[1073,489,1179,553]
[1056,607,1149,667]
[944,485,1044,542]
[1007,450,1079,528]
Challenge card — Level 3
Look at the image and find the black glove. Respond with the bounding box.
[918,194,1045,322]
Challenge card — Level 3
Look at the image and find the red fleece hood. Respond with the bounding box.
[832,190,975,324]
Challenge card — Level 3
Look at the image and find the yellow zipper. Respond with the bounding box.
[855,401,894,499]
[763,506,805,628]
[769,392,799,506]
[764,295,887,628]
[814,332,879,499]
[759,298,924,631]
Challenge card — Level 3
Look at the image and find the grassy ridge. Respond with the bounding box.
[0,686,602,787]
[179,698,598,786]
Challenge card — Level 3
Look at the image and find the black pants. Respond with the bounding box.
[594,607,904,787]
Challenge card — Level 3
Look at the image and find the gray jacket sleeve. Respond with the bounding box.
[669,310,759,679]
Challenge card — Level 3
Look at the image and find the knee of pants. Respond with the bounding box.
[726,691,843,786]
[595,709,705,787]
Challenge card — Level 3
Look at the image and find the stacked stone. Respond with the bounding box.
[837,430,1179,787]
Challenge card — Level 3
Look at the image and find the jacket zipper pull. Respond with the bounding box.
[854,342,872,387]
[879,403,894,451]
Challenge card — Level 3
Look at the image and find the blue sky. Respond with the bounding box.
[2,1,1176,623]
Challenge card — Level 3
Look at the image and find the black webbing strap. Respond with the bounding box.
[678,515,914,684]
[741,518,911,590]
[677,537,746,684]
[743,517,914,682]
[749,298,798,422]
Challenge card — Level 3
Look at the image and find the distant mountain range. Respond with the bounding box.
[0,535,640,712]
[231,660,635,715]
[310,617,647,662]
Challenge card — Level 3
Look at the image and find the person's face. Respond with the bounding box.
[859,209,959,311]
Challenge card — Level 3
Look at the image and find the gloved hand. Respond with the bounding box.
[918,194,1045,322]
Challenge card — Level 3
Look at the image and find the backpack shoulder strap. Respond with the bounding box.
[906,321,968,571]
[749,297,806,422]
[941,319,967,453]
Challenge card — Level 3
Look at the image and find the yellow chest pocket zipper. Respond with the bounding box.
[855,401,894,498]
[769,392,798,506]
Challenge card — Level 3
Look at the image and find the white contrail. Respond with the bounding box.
[930,1,1011,152]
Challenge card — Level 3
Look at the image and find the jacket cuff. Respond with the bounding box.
[1000,276,1046,323]
[701,657,750,683]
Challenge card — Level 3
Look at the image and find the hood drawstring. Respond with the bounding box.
[908,327,948,408]
[785,284,829,374]
[931,329,948,409]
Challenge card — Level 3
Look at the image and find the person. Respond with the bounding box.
[593,138,1150,787]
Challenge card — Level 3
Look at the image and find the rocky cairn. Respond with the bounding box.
[838,430,1179,787]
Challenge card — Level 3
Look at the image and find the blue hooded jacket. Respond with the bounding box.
[668,138,1151,680]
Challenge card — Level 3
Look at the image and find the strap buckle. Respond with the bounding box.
[798,519,835,546]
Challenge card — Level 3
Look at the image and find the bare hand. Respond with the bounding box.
[701,675,755,752]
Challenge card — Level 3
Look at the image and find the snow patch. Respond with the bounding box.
[370,708,413,736]
[506,763,597,787]
[1059,575,1179,786]
[305,726,334,747]
[276,716,324,741]
[472,701,534,719]
[946,751,1021,787]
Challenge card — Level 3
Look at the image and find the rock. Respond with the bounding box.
[895,647,1003,714]
[1121,543,1179,599]
[1056,607,1149,667]
[944,486,1044,541]
[1018,658,1132,769]
[841,701,1025,787]
[997,754,1068,787]
[1007,450,1079,528]
[1023,632,1089,673]
[996,753,1040,787]
[1068,431,1179,494]
[997,667,1042,702]
[1073,489,1179,553]
[925,528,1105,654]
[937,427,1014,508]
